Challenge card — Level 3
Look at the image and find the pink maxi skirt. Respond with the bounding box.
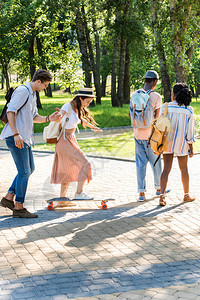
[51,132,92,184]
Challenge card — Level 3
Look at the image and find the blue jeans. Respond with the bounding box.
[5,136,35,203]
[135,138,162,193]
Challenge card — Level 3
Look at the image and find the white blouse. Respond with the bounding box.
[61,103,80,129]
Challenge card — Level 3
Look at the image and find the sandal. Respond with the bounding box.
[159,194,166,206]
[183,194,195,202]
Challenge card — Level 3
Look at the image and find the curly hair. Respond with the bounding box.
[71,96,97,127]
[173,83,192,107]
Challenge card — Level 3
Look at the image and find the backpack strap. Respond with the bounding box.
[142,103,146,126]
[146,89,152,94]
[140,89,152,126]
[154,155,161,166]
[16,85,30,113]
[61,104,73,140]
[163,102,168,117]
[132,104,136,126]
[139,89,153,95]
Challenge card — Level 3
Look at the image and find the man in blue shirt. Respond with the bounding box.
[0,69,61,218]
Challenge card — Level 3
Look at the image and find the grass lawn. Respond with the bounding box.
[1,88,200,133]
[35,132,135,158]
[0,89,130,133]
[34,131,200,159]
[1,88,200,158]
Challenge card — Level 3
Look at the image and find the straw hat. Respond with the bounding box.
[76,88,96,97]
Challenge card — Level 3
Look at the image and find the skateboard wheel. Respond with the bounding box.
[48,204,53,211]
[101,201,104,206]
[102,204,107,210]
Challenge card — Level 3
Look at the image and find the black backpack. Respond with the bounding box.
[0,85,29,124]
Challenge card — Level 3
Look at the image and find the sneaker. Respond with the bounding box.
[74,192,94,200]
[138,195,146,202]
[156,189,170,196]
[13,208,38,218]
[0,197,15,211]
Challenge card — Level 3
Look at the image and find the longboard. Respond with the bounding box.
[46,197,115,210]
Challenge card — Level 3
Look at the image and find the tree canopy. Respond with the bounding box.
[0,0,200,105]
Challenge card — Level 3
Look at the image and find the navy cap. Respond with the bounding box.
[144,70,159,79]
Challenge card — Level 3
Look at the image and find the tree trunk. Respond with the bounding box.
[28,36,36,79]
[117,3,129,106]
[1,73,4,90]
[36,37,52,98]
[151,0,171,102]
[46,84,52,98]
[117,37,127,106]
[111,11,121,107]
[170,2,192,82]
[75,12,91,88]
[2,61,10,91]
[196,83,200,98]
[92,15,101,104]
[101,47,108,97]
[28,35,42,109]
[81,5,101,105]
[101,76,107,97]
[123,45,130,104]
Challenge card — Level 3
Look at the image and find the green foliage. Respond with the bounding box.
[188,46,200,97]
[0,0,200,97]
[0,0,21,63]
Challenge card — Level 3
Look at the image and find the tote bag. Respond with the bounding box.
[43,104,72,144]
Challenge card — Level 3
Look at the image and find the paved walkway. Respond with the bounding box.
[0,149,200,300]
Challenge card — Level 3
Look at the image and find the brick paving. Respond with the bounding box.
[0,149,200,299]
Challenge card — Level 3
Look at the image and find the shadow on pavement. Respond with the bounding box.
[15,202,184,246]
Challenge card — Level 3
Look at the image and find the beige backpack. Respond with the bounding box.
[148,102,173,162]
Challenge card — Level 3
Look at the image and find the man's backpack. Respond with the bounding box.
[0,85,29,124]
[130,89,154,129]
[148,102,172,164]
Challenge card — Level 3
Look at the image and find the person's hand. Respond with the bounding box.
[14,135,24,149]
[49,111,62,122]
[188,144,193,158]
[91,127,103,132]
[188,149,193,158]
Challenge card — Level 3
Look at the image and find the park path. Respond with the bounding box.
[0,148,200,299]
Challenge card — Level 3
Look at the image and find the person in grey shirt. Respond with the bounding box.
[0,69,61,218]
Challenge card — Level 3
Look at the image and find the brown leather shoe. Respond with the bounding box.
[13,208,38,218]
[183,194,195,202]
[0,197,15,211]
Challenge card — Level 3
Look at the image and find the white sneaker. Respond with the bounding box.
[74,192,94,200]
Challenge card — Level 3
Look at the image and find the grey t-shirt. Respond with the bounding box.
[0,83,38,146]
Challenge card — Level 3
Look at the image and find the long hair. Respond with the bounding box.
[173,83,192,107]
[70,96,97,127]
